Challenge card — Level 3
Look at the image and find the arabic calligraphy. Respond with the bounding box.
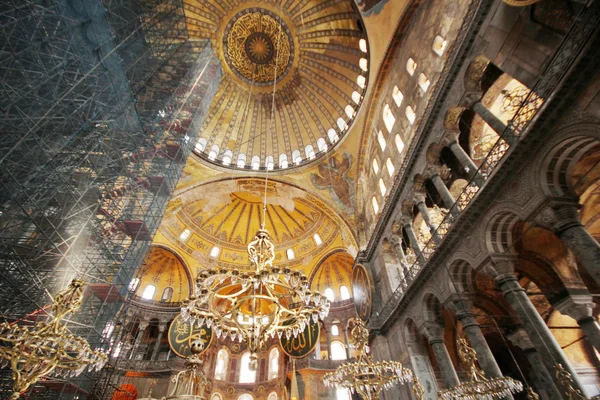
[353,264,372,321]
[280,319,320,358]
[168,314,213,358]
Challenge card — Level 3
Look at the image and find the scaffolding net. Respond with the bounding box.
[0,0,221,398]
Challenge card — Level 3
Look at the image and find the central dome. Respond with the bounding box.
[183,0,369,171]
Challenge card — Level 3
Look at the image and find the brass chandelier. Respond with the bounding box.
[165,340,209,400]
[181,227,330,367]
[323,317,414,399]
[438,337,523,400]
[0,279,108,399]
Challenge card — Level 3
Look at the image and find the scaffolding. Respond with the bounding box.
[0,0,221,398]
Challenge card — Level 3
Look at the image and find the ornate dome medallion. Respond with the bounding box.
[182,0,369,171]
[224,10,293,85]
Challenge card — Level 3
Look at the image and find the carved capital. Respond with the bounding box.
[158,323,168,333]
[414,192,427,205]
[391,221,402,235]
[507,329,534,351]
[532,201,582,235]
[445,295,474,315]
[554,294,594,322]
[399,215,414,228]
[479,256,517,281]
[419,321,445,342]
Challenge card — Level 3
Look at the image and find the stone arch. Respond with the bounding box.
[540,134,600,198]
[422,292,444,324]
[484,208,523,255]
[464,54,503,93]
[403,316,421,344]
[515,249,571,305]
[447,259,475,294]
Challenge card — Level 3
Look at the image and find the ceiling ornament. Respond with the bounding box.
[225,11,292,85]
[438,337,524,400]
[0,280,107,399]
[323,317,415,399]
[181,228,330,368]
[165,340,209,399]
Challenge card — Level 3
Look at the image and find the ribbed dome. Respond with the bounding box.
[183,0,369,171]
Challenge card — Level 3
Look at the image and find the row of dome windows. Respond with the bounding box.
[128,279,174,302]
[214,348,279,383]
[209,393,278,400]
[371,35,448,215]
[194,40,369,169]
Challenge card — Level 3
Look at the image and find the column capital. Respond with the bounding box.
[507,328,534,351]
[138,321,149,330]
[533,201,582,235]
[399,215,414,228]
[158,323,168,333]
[414,192,427,205]
[419,321,445,343]
[554,294,594,322]
[480,256,518,281]
[445,295,474,315]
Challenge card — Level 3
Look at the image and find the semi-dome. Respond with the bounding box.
[184,0,369,171]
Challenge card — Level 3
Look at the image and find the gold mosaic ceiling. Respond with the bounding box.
[134,246,192,303]
[183,0,369,170]
[157,178,356,276]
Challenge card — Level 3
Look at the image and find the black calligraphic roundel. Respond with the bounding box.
[279,319,321,359]
[352,263,373,322]
[167,314,213,358]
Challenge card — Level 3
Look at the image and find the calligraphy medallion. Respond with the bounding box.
[223,9,293,86]
[167,314,213,358]
[280,318,321,358]
[352,264,373,321]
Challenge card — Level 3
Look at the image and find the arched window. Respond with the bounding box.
[379,179,386,196]
[313,233,322,246]
[418,73,430,93]
[336,117,348,131]
[372,159,379,175]
[392,86,403,107]
[405,106,416,125]
[331,325,339,336]
[383,104,395,133]
[359,58,368,72]
[179,228,191,241]
[265,156,274,171]
[286,248,295,260]
[195,138,207,153]
[356,75,366,89]
[279,154,288,169]
[268,348,279,379]
[340,286,350,300]
[292,149,302,164]
[406,58,417,76]
[251,155,260,170]
[214,349,228,380]
[305,145,315,160]
[317,138,328,152]
[210,246,220,258]
[372,197,379,214]
[267,393,278,400]
[331,341,347,360]
[161,287,173,302]
[129,278,140,291]
[386,158,395,176]
[395,134,405,153]
[141,285,155,300]
[237,395,254,400]
[208,145,219,161]
[345,105,355,119]
[327,129,339,143]
[210,393,223,400]
[359,39,367,53]
[324,288,335,302]
[239,352,256,383]
[222,150,233,166]
[377,131,386,151]
[432,35,447,56]
[336,387,352,400]
[351,91,361,104]
[237,153,246,168]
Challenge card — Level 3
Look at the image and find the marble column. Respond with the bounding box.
[151,323,167,361]
[485,260,587,396]
[343,328,352,360]
[326,326,332,360]
[421,322,460,388]
[415,194,442,244]
[508,329,563,400]
[430,174,459,217]
[403,222,425,266]
[130,322,148,360]
[314,336,321,360]
[538,203,600,287]
[447,141,486,187]
[472,101,511,139]
[555,294,600,352]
